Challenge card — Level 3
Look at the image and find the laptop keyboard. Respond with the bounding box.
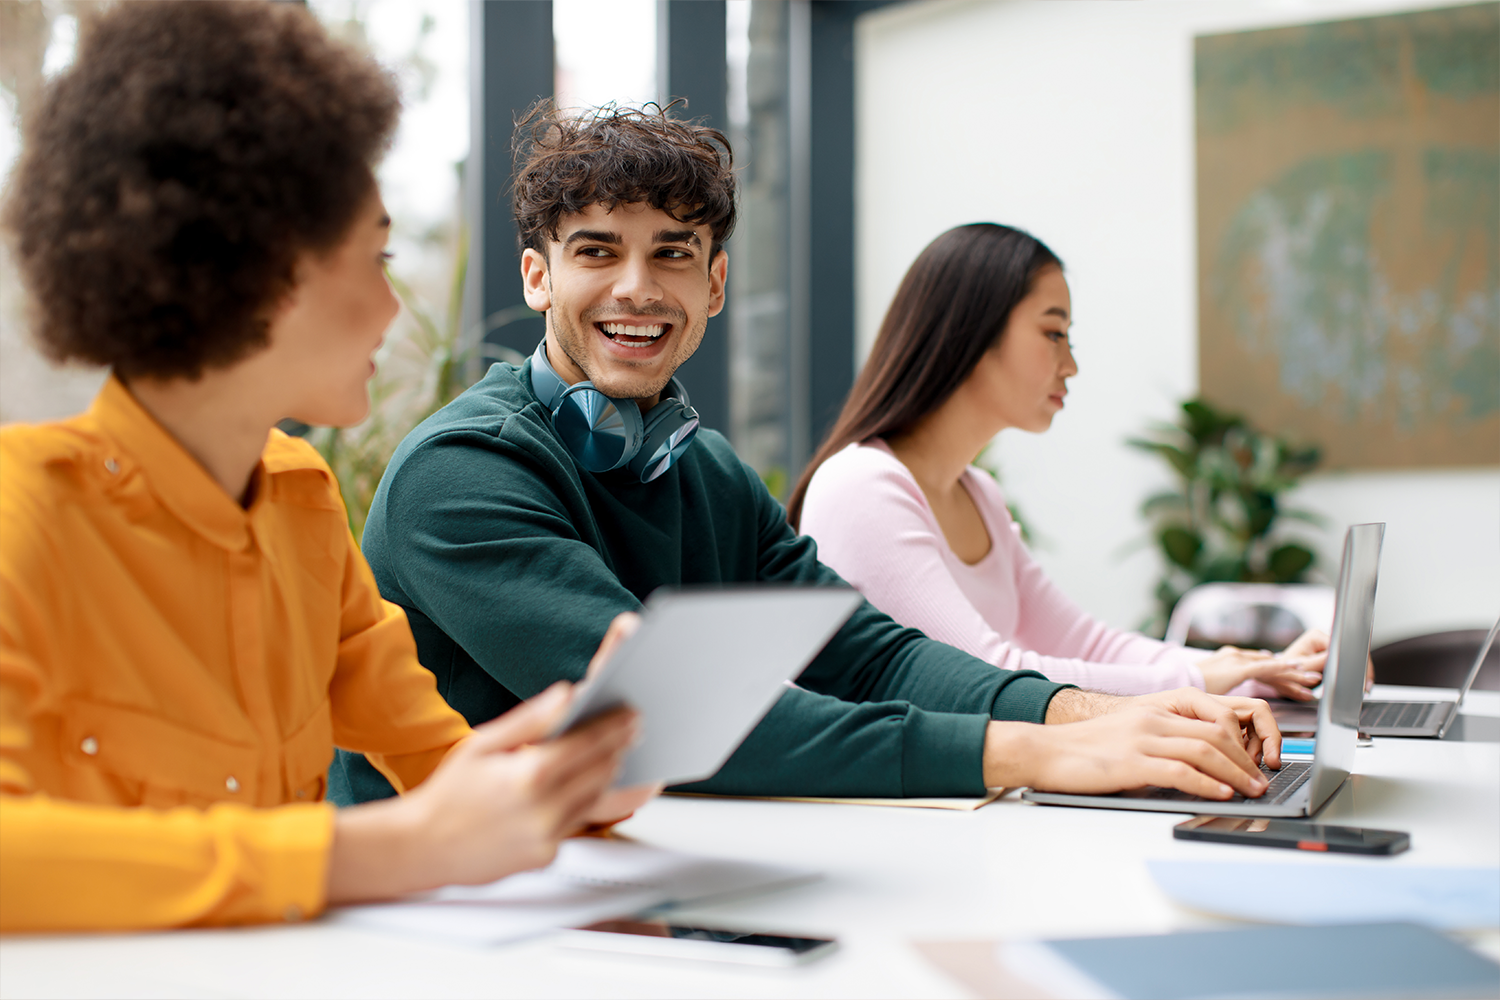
[1360,701,1437,729]
[1141,760,1311,805]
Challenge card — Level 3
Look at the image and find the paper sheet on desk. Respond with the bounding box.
[669,789,1007,810]
[328,838,819,946]
[1149,860,1500,929]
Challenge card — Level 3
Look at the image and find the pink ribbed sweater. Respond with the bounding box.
[800,440,1209,695]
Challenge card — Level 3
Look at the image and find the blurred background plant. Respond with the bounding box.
[1130,398,1324,636]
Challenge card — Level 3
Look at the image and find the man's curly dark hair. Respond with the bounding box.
[512,102,737,260]
[1,0,400,381]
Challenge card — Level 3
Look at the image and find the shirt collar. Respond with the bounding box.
[90,374,263,552]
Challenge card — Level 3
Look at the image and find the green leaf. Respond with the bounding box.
[1268,543,1316,582]
[1243,490,1278,537]
[1159,526,1203,569]
[1200,554,1246,582]
[1182,398,1242,445]
[1141,491,1188,517]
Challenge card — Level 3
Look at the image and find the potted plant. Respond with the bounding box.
[1130,399,1324,637]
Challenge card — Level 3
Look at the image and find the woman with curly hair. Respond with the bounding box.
[0,0,641,933]
[790,224,1331,700]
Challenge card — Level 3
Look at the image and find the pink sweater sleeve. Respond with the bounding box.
[799,443,1206,696]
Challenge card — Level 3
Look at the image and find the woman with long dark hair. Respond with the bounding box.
[791,224,1326,698]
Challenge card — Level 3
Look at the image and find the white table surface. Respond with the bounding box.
[3,687,1497,1000]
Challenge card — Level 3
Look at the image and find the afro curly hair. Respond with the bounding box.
[2,0,401,380]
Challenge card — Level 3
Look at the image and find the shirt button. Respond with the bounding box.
[80,736,99,755]
[225,776,240,793]
[295,789,307,799]
[103,458,120,475]
[284,904,303,922]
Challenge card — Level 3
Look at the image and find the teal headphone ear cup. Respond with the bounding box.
[553,383,644,473]
[627,380,699,483]
[529,339,698,481]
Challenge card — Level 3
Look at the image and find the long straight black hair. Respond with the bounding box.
[787,223,1061,528]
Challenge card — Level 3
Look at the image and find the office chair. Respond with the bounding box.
[1165,583,1336,651]
[1371,629,1499,691]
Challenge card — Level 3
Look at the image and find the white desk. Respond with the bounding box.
[3,687,1496,999]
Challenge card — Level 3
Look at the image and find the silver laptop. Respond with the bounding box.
[1022,523,1383,818]
[1360,615,1499,738]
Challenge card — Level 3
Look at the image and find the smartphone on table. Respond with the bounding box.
[560,918,838,966]
[1174,816,1410,855]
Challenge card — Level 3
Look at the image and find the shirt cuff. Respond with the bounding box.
[257,801,336,923]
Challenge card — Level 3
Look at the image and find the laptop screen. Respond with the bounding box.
[1456,615,1500,708]
[1309,523,1384,807]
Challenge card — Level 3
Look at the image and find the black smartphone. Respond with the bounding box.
[561,918,838,966]
[1174,816,1410,855]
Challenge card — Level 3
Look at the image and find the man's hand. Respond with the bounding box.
[986,687,1282,800]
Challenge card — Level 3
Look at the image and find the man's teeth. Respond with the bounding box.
[601,322,665,340]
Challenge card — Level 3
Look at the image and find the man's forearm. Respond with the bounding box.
[1043,687,1126,724]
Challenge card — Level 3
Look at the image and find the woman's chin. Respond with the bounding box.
[287,396,370,430]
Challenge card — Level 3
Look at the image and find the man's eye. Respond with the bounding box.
[578,246,613,258]
[658,247,693,259]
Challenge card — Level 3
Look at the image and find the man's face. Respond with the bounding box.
[521,202,727,407]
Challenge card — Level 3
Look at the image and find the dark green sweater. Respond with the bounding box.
[330,360,1066,804]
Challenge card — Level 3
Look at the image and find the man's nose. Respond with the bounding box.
[610,254,664,306]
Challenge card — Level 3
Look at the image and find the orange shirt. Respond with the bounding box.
[0,376,471,931]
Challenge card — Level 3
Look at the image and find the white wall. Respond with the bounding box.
[855,0,1500,644]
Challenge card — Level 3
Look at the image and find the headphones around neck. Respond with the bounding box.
[529,340,701,483]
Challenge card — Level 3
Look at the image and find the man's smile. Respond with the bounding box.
[598,320,670,347]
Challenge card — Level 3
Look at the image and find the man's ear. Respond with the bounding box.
[521,248,551,312]
[706,249,728,319]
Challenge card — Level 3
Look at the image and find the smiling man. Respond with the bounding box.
[332,104,1283,806]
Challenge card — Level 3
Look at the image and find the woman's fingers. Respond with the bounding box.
[531,706,637,791]
[462,683,574,756]
[586,612,642,680]
[1283,628,1329,659]
[544,736,635,834]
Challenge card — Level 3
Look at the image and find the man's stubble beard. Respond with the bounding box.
[549,308,707,404]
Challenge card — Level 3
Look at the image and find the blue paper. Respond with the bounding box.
[1034,922,1500,1000]
[1149,860,1500,929]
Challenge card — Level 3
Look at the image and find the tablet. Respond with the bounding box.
[550,587,864,787]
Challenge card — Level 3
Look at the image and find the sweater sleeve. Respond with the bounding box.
[677,454,1069,797]
[801,446,1205,696]
[373,423,1064,798]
